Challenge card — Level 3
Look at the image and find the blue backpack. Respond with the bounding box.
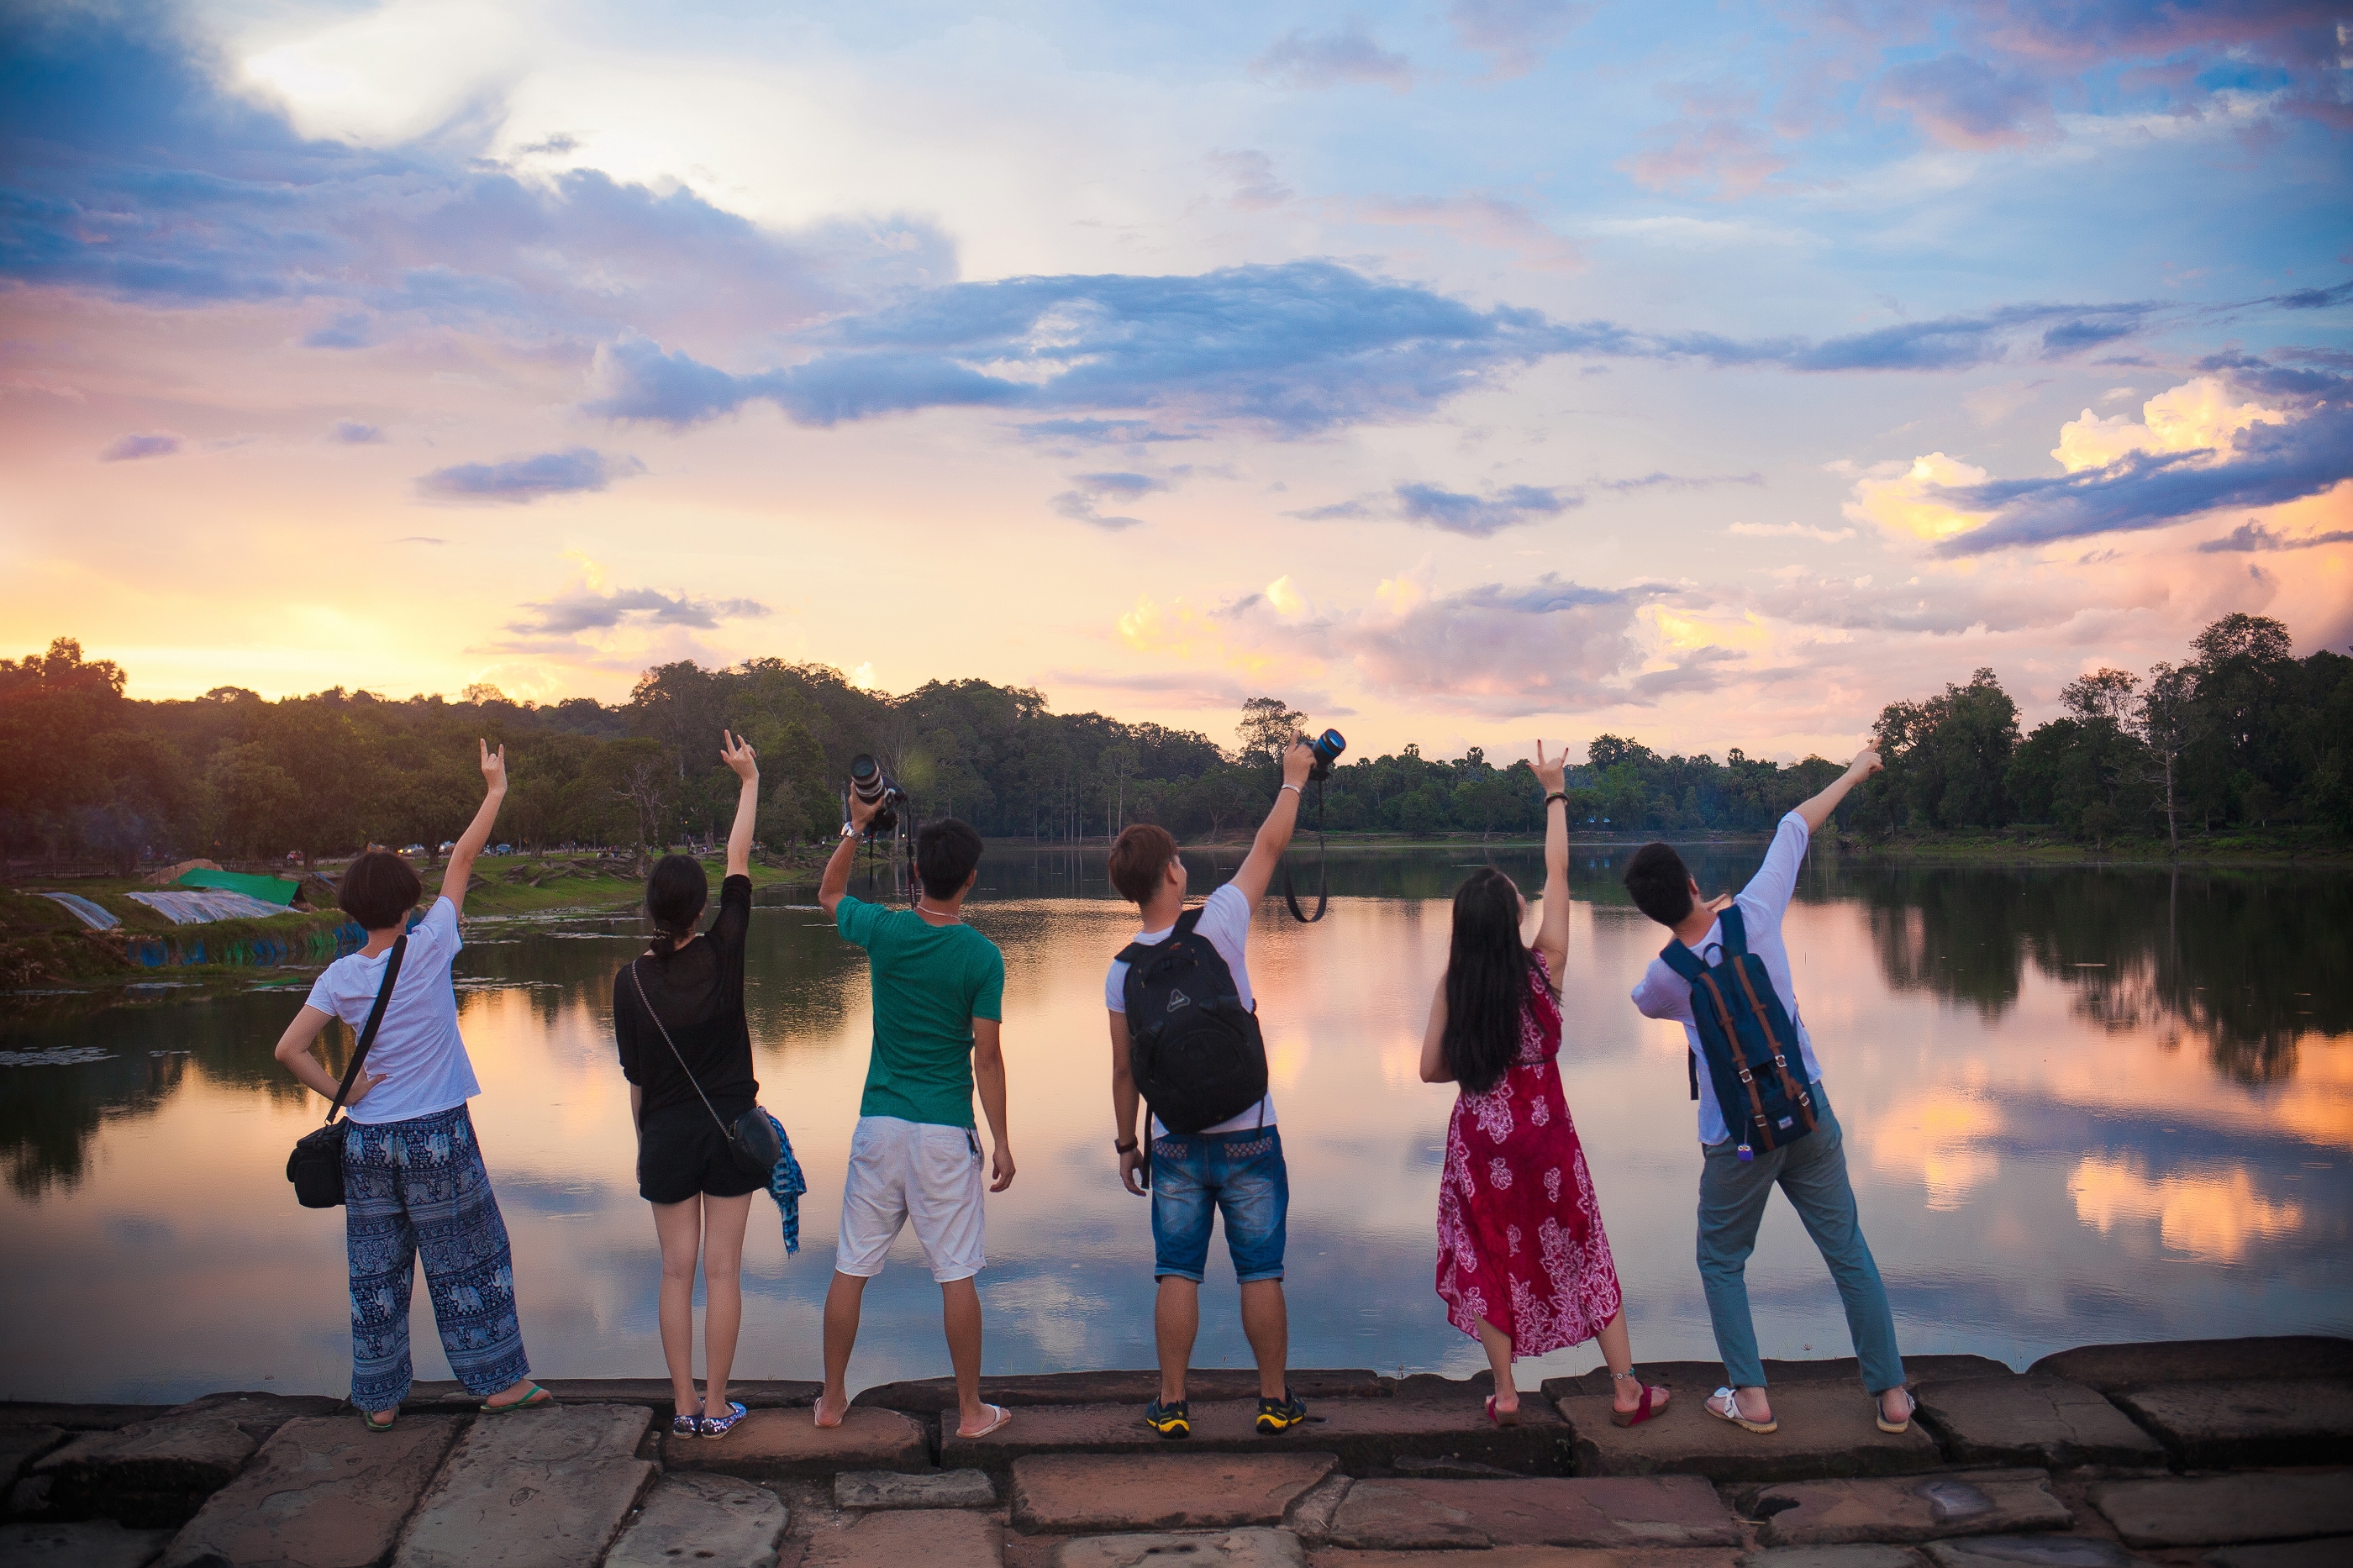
[1661,905,1819,1160]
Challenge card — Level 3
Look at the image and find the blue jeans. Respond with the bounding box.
[344,1104,531,1410]
[1150,1126,1288,1283]
[1696,1093,1905,1393]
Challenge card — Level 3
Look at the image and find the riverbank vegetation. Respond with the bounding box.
[3,613,2345,876]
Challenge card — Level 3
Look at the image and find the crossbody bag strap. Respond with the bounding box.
[327,934,407,1124]
[629,959,732,1139]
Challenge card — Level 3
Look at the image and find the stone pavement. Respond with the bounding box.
[0,1337,2345,1568]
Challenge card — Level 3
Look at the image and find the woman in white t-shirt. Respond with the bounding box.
[273,742,550,1430]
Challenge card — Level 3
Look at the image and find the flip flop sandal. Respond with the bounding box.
[1612,1382,1671,1428]
[1484,1394,1524,1428]
[813,1399,846,1430]
[672,1397,703,1439]
[1875,1387,1919,1434]
[362,1409,398,1434]
[480,1382,555,1415]
[1706,1386,1777,1434]
[698,1400,748,1438]
[957,1403,1013,1439]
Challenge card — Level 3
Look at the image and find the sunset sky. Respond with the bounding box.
[3,1,2348,761]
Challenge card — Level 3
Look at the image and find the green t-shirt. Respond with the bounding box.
[835,894,1006,1128]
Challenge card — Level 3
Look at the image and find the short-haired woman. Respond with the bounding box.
[1419,742,1671,1427]
[613,731,763,1438]
[275,741,550,1429]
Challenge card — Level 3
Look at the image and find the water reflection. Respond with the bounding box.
[1,848,2346,1403]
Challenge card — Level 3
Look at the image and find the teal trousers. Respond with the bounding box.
[1695,1092,1906,1393]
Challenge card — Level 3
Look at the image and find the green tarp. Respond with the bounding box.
[175,867,301,906]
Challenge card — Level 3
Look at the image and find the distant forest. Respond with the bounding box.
[2,613,2345,869]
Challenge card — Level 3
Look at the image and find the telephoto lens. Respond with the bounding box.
[1308,729,1346,781]
[847,753,902,835]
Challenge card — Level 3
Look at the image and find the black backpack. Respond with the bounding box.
[1661,904,1819,1158]
[1119,908,1267,1135]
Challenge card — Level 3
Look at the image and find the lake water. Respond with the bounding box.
[3,846,2347,1404]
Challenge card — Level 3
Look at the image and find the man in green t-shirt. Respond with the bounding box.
[813,797,1015,1441]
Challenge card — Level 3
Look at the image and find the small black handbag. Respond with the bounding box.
[287,934,408,1208]
[629,960,781,1174]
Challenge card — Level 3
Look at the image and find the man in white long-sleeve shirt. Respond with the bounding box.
[1626,749,1914,1436]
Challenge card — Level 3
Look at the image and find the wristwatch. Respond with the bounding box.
[840,823,859,839]
[1545,791,1569,807]
[1114,1137,1138,1154]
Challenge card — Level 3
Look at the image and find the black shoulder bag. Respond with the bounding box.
[287,934,407,1209]
[629,960,782,1175]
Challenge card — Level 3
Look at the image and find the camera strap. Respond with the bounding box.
[1281,776,1330,924]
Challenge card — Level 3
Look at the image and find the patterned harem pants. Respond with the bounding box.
[343,1103,531,1410]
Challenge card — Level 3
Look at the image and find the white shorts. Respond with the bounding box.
[834,1115,987,1283]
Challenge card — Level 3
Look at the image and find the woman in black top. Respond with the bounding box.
[614,730,762,1438]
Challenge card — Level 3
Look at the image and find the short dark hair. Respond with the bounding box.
[339,850,421,931]
[916,818,983,900]
[1623,842,1695,925]
[645,854,708,956]
[1107,824,1178,906]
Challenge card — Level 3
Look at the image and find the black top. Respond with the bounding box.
[614,873,757,1119]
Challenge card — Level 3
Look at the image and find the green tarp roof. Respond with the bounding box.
[175,867,301,905]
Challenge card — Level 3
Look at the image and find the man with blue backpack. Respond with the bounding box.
[1105,738,1317,1441]
[1627,747,1918,1438]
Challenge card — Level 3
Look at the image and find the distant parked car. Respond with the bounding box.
[438,840,455,854]
[492,843,513,855]
[399,844,426,855]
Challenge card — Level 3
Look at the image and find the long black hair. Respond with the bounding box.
[1440,867,1531,1095]
[645,854,708,957]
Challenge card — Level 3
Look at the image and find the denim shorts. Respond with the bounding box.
[1150,1126,1288,1284]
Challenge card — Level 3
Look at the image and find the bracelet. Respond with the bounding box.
[1114,1138,1138,1154]
[1545,792,1569,807]
[1281,783,1303,797]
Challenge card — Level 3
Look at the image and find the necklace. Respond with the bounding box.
[915,900,962,924]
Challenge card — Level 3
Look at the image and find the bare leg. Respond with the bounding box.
[942,1277,989,1434]
[1155,1276,1199,1404]
[1477,1318,1518,1416]
[651,1197,704,1420]
[1238,1280,1288,1401]
[1596,1308,1671,1416]
[818,1271,868,1426]
[698,1192,755,1417]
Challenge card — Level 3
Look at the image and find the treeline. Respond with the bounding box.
[2,613,2345,869]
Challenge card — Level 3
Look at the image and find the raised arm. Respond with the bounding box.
[1229,739,1314,906]
[440,740,507,919]
[1794,747,1883,834]
[1529,739,1570,980]
[719,729,759,878]
[817,782,882,919]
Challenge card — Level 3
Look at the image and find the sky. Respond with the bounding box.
[3,0,2349,763]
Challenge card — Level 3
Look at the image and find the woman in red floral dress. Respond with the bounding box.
[1420,742,1672,1426]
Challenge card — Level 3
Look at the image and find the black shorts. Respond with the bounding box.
[637,1102,765,1204]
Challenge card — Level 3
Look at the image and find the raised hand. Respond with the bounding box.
[1850,747,1884,779]
[479,739,508,792]
[1532,739,1567,796]
[720,729,759,781]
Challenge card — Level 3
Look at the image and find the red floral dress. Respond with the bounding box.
[1434,950,1624,1355]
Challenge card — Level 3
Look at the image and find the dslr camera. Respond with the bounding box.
[1306,729,1346,781]
[847,753,907,836]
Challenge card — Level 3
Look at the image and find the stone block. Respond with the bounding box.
[1921,1538,2151,1568]
[1011,1452,1338,1533]
[392,1402,655,1568]
[2109,1379,2353,1467]
[403,1378,819,1416]
[0,1404,174,1432]
[2203,1542,2353,1568]
[1750,1471,2071,1546]
[161,1414,461,1568]
[30,1395,331,1528]
[2027,1338,2353,1394]
[2089,1471,2353,1549]
[855,1370,1384,1413]
[1541,1356,2012,1403]
[604,1472,788,1568]
[8,1476,52,1520]
[1328,1476,1739,1550]
[1301,1550,1741,1568]
[835,1468,995,1510]
[0,1520,174,1566]
[1284,1474,1353,1544]
[0,1429,64,1489]
[944,1394,1569,1476]
[666,1406,931,1481]
[802,1509,1003,1567]
[1052,1529,1308,1567]
[1912,1377,2163,1469]
[1743,1549,1926,1568]
[1555,1381,1940,1482]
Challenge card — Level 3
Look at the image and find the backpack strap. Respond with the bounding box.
[1718,903,1750,956]
[1659,939,1707,981]
[1117,906,1203,968]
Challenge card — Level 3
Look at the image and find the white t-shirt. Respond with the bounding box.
[1629,812,1826,1145]
[304,897,481,1124]
[1106,881,1277,1137]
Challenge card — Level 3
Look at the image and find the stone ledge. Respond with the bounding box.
[1747,1470,2071,1546]
[1912,1379,2164,1470]
[0,1519,177,1567]
[1305,1547,1743,1567]
[391,1402,655,1568]
[835,1467,996,1510]
[32,1393,343,1529]
[1054,1528,1307,1566]
[605,1472,789,1568]
[1326,1475,1740,1551]
[160,1414,463,1568]
[1555,1382,1941,1482]
[802,1507,1003,1566]
[402,1378,819,1416]
[2088,1471,2353,1549]
[1011,1452,1338,1532]
[2108,1378,2353,1467]
[1542,1356,2012,1404]
[1922,1538,2152,1568]
[665,1406,932,1482]
[855,1370,1386,1413]
[2026,1338,2353,1394]
[0,1405,174,1433]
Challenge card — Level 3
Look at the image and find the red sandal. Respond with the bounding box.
[1610,1371,1671,1428]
